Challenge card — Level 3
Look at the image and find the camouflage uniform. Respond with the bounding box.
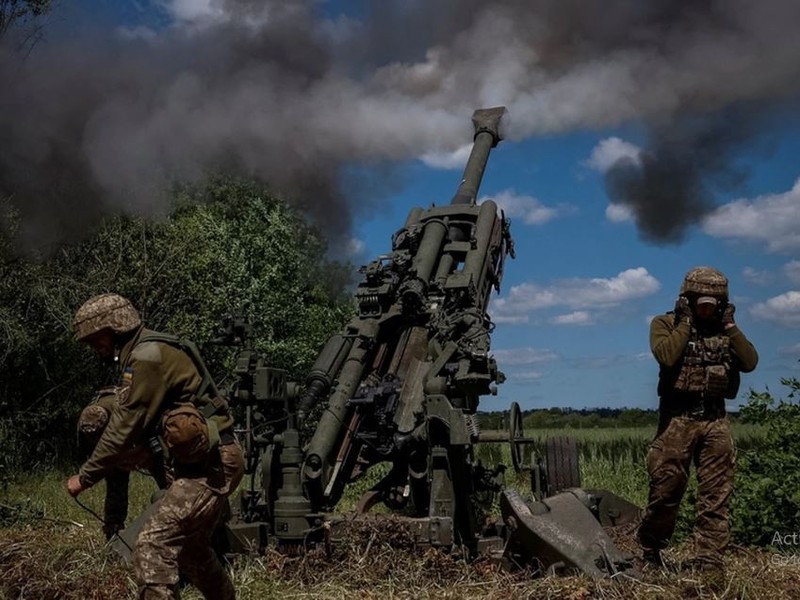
[638,268,758,566]
[74,294,244,600]
[133,443,243,599]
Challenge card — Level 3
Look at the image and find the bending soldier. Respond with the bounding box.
[638,267,758,570]
[67,293,245,600]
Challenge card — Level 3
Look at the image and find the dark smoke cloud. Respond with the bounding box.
[0,2,356,253]
[2,0,800,253]
[604,107,761,243]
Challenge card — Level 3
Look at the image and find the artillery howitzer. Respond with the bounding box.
[215,107,642,578]
[116,108,640,578]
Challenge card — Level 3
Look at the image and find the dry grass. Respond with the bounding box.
[0,429,793,600]
[1,515,798,600]
[0,525,136,600]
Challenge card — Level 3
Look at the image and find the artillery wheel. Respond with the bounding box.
[544,436,581,495]
[509,401,525,473]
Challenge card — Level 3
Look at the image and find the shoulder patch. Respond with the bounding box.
[130,340,163,363]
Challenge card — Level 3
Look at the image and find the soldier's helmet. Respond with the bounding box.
[73,293,141,341]
[77,387,123,444]
[679,267,729,298]
[77,404,110,442]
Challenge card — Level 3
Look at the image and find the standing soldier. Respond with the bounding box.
[66,293,244,600]
[638,267,758,570]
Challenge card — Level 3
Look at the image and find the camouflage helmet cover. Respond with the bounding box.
[77,404,110,439]
[77,387,123,440]
[680,266,729,298]
[73,293,141,340]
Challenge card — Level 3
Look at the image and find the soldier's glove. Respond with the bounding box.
[721,303,736,327]
[674,296,692,324]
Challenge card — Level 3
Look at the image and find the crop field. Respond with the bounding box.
[475,422,768,507]
[2,424,797,600]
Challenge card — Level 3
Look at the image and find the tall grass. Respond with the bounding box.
[0,425,789,600]
[2,424,766,528]
[474,423,767,523]
[1,469,159,535]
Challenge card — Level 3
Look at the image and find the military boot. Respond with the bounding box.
[641,548,664,568]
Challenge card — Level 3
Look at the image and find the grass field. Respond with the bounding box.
[476,422,768,507]
[2,425,796,599]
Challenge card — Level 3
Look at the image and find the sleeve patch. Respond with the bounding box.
[121,367,134,386]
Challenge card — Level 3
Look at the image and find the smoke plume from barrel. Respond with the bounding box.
[2,0,800,251]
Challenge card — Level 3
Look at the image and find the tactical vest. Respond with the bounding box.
[133,330,231,461]
[671,326,732,398]
[136,330,218,391]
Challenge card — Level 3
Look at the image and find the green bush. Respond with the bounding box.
[731,375,800,546]
[0,177,353,470]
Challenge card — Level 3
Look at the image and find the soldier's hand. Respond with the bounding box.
[674,296,692,324]
[66,474,86,497]
[722,303,736,328]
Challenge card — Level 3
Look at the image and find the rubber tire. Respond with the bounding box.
[509,401,525,473]
[544,436,581,495]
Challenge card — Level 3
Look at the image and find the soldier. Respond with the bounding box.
[638,267,758,570]
[66,293,245,600]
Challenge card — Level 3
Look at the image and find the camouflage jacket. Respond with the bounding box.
[650,313,758,401]
[79,326,233,488]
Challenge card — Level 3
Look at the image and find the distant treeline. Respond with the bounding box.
[477,407,746,430]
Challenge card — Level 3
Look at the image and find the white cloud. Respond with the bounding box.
[493,267,660,321]
[512,370,545,381]
[486,189,574,226]
[777,342,800,357]
[160,0,227,24]
[586,137,642,173]
[742,266,774,286]
[751,291,800,327]
[493,314,530,324]
[703,179,800,252]
[419,144,471,169]
[551,310,592,325]
[785,261,800,285]
[346,237,364,256]
[605,203,634,223]
[160,0,294,30]
[492,347,557,365]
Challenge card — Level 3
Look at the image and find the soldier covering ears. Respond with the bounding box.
[638,267,758,571]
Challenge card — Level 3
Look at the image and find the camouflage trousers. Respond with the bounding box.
[638,414,735,564]
[133,442,245,600]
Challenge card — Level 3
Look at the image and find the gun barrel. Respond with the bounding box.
[451,107,506,206]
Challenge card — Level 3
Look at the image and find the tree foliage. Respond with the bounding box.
[0,0,51,52]
[0,177,353,470]
[0,0,49,32]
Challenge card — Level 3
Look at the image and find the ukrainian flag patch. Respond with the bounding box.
[122,367,134,385]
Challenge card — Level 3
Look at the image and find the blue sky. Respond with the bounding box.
[354,128,800,411]
[14,0,800,412]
